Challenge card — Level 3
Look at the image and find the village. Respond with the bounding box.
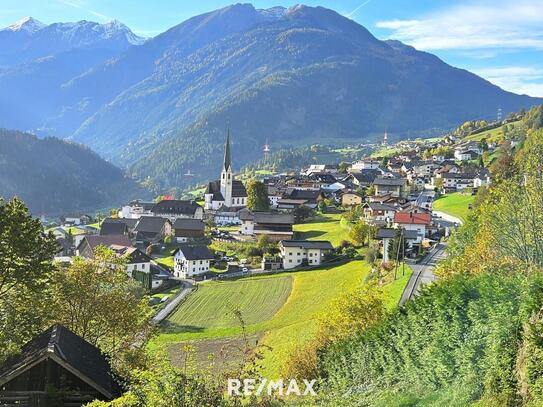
[0,110,532,404]
[43,123,503,309]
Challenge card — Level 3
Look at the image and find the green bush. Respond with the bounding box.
[319,272,543,405]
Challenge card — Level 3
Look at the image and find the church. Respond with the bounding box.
[204,132,248,211]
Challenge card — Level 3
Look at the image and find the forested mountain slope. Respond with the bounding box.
[0,129,148,215]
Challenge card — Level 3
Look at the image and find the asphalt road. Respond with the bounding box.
[399,242,448,306]
[152,280,194,323]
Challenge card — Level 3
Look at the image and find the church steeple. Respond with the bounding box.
[220,130,233,207]
[223,129,232,172]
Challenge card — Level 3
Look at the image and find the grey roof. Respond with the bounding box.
[102,217,138,230]
[280,240,333,250]
[373,177,406,186]
[350,169,381,184]
[376,228,419,239]
[365,202,397,211]
[80,235,132,252]
[441,173,475,179]
[175,245,214,260]
[0,325,121,398]
[100,222,128,236]
[152,200,201,216]
[135,216,169,234]
[286,188,322,201]
[172,218,205,231]
[232,180,247,198]
[252,212,295,225]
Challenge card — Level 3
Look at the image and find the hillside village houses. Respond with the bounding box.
[50,125,502,290]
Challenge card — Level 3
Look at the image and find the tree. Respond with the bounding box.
[366,185,376,196]
[293,206,313,223]
[50,247,154,371]
[349,220,370,246]
[246,179,269,211]
[0,198,58,361]
[338,162,350,174]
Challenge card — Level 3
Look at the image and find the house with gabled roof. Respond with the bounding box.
[173,245,214,279]
[133,216,172,246]
[0,325,122,406]
[393,212,432,243]
[152,199,203,221]
[279,240,333,269]
[239,210,294,241]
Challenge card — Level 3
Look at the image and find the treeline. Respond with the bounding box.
[287,105,543,406]
[0,129,149,215]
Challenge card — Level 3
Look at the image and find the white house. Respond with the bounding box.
[393,212,432,243]
[351,160,381,171]
[279,240,333,270]
[173,245,214,279]
[119,200,155,219]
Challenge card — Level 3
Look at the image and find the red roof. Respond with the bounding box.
[394,212,431,225]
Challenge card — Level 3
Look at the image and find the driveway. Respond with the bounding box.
[152,280,194,324]
[399,242,448,306]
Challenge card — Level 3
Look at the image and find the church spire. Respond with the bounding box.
[223,129,232,172]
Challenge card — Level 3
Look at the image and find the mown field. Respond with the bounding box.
[432,192,475,221]
[293,213,348,247]
[154,259,412,378]
[165,275,292,331]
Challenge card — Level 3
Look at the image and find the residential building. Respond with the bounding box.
[119,200,155,219]
[279,240,333,270]
[173,245,214,279]
[152,199,203,221]
[363,202,397,225]
[172,218,205,243]
[374,177,406,198]
[341,191,364,207]
[239,211,294,241]
[347,169,381,187]
[134,216,172,246]
[351,160,381,171]
[393,212,432,243]
[304,164,338,175]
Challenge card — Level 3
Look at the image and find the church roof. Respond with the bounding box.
[223,130,232,172]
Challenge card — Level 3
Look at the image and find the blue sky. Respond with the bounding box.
[2,0,543,97]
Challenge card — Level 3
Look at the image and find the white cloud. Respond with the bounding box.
[56,0,111,22]
[376,1,543,51]
[472,66,543,97]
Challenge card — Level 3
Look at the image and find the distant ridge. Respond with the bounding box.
[0,4,540,189]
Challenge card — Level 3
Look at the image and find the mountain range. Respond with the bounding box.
[0,4,541,188]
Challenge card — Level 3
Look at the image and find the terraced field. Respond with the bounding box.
[165,275,292,331]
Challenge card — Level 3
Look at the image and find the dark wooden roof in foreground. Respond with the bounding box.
[0,324,122,399]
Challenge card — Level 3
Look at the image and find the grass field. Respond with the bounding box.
[165,276,292,331]
[293,213,348,247]
[464,120,522,142]
[433,192,475,221]
[153,259,415,378]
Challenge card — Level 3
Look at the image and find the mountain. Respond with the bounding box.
[1,4,541,188]
[0,17,143,133]
[0,129,149,215]
[0,17,144,66]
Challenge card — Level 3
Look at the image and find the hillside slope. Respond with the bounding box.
[0,129,148,215]
[70,4,540,186]
[1,5,541,189]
